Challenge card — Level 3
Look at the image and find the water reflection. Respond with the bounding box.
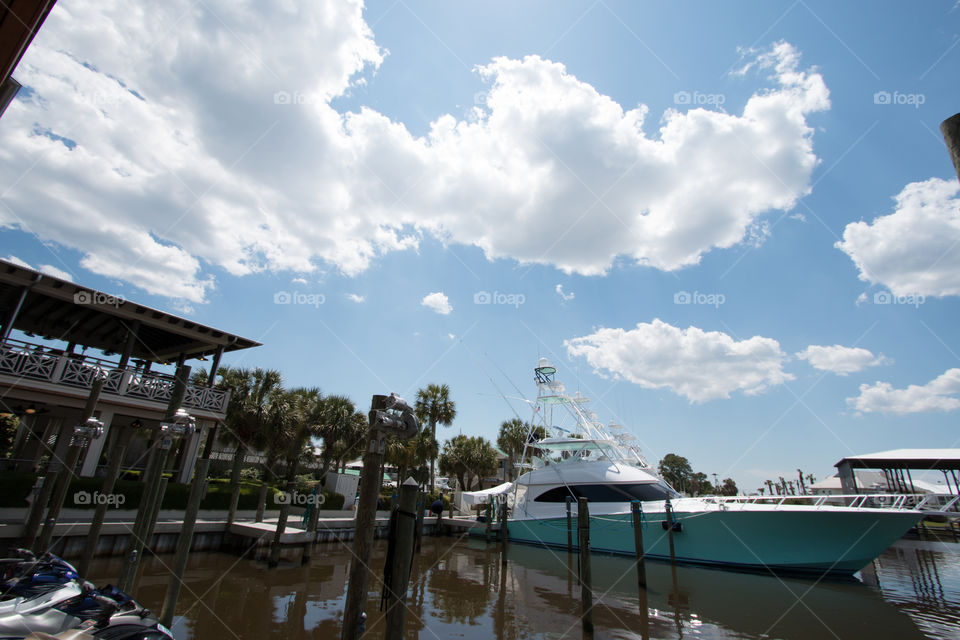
[80,535,957,639]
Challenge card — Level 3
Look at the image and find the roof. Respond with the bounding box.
[0,259,260,362]
[810,471,943,494]
[835,449,960,471]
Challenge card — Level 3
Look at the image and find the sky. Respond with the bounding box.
[1,0,959,492]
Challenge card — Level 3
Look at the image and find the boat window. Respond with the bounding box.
[533,482,680,503]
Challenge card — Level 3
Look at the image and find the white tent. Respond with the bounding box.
[460,482,514,507]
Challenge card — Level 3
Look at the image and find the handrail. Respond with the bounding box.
[0,337,227,414]
[692,493,960,513]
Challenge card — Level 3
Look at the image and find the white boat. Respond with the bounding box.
[462,359,925,576]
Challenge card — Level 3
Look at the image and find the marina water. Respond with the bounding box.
[83,534,959,639]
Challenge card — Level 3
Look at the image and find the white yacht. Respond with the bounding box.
[462,359,925,576]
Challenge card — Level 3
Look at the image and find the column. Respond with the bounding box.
[176,420,205,483]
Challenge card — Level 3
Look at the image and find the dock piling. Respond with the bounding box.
[577,497,594,634]
[631,501,649,637]
[665,498,676,565]
[78,443,126,576]
[159,458,210,628]
[499,496,509,566]
[383,478,418,640]
[566,496,573,553]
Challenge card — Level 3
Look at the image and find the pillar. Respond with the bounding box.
[79,409,114,477]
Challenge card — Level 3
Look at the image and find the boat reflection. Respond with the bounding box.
[81,535,942,639]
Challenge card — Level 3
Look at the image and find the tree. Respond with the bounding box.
[496,418,531,482]
[658,454,693,494]
[315,394,360,485]
[688,472,714,496]
[0,414,19,458]
[764,479,775,496]
[386,426,436,486]
[216,367,284,525]
[439,435,497,490]
[797,468,806,495]
[720,478,738,496]
[415,383,457,493]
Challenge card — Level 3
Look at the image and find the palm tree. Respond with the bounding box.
[496,418,530,482]
[797,468,806,495]
[315,394,359,485]
[415,384,457,493]
[217,367,284,526]
[764,479,775,496]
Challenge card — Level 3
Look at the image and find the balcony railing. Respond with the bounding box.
[0,338,229,415]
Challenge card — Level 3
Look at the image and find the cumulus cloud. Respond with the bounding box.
[0,1,829,303]
[5,255,73,281]
[346,293,365,303]
[847,369,960,415]
[421,291,452,315]
[291,277,308,285]
[565,319,793,403]
[836,178,960,298]
[796,344,888,375]
[556,284,575,302]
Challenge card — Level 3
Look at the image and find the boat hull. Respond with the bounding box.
[505,506,921,575]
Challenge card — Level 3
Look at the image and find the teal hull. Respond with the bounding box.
[503,508,921,575]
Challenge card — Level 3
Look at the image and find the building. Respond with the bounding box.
[0,258,260,483]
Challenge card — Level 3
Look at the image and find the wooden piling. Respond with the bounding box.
[159,458,210,627]
[414,492,424,552]
[341,396,389,640]
[21,471,56,549]
[499,498,508,566]
[566,496,573,553]
[631,501,649,637]
[269,478,297,569]
[664,498,676,565]
[485,501,493,543]
[577,497,594,634]
[118,363,189,592]
[383,478,418,640]
[36,378,105,553]
[78,443,126,576]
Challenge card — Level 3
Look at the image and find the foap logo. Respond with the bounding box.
[274,491,325,506]
[75,92,122,108]
[873,90,925,109]
[473,290,525,308]
[674,291,725,308]
[673,90,726,107]
[273,291,325,307]
[74,491,125,507]
[74,291,125,308]
[873,291,926,308]
[273,91,315,106]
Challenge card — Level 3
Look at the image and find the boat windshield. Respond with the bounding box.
[533,482,681,503]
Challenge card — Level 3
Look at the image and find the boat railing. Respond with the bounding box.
[696,493,960,514]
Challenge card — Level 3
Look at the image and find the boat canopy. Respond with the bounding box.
[461,481,514,506]
[536,437,617,451]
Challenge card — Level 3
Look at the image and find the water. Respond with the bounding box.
[83,534,960,639]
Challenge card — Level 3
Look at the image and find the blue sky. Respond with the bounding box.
[1,0,959,491]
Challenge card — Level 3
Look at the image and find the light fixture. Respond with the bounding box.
[73,417,104,444]
[159,408,196,443]
[130,419,144,429]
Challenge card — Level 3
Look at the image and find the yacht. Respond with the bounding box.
[462,359,924,576]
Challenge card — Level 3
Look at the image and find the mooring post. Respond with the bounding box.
[665,498,676,565]
[255,483,268,523]
[941,113,960,183]
[36,378,106,553]
[159,458,210,628]
[631,501,647,590]
[301,482,323,565]
[414,492,424,552]
[577,497,594,634]
[269,478,297,568]
[118,363,191,592]
[341,397,388,640]
[485,501,493,543]
[499,497,509,566]
[631,501,649,637]
[21,471,56,549]
[565,496,573,553]
[144,476,169,549]
[383,478,418,640]
[78,443,126,576]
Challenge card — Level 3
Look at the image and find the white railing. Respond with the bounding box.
[0,338,229,415]
[697,493,960,514]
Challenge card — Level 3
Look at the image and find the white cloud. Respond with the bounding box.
[421,291,452,315]
[565,319,793,403]
[555,284,575,302]
[5,255,73,281]
[796,344,888,375]
[447,333,456,341]
[291,277,308,285]
[847,368,960,415]
[0,2,829,302]
[346,293,365,303]
[836,178,960,297]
